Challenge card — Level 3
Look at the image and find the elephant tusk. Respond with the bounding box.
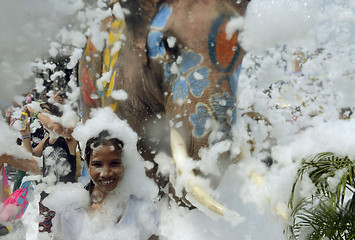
[170,128,189,176]
[188,182,224,215]
[170,128,230,216]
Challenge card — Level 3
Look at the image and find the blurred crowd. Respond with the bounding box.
[0,54,83,236]
[0,50,159,239]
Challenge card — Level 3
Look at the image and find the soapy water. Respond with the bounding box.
[0,0,354,239]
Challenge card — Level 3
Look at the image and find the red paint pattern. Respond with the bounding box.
[88,41,94,52]
[215,21,238,69]
[84,39,94,55]
[81,67,98,107]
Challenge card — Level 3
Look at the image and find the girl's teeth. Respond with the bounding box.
[102,180,113,185]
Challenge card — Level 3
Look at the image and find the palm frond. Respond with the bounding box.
[289,197,355,240]
[290,152,354,208]
[287,152,355,240]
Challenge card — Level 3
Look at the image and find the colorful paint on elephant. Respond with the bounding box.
[81,67,99,107]
[229,69,239,97]
[80,17,125,112]
[172,77,189,103]
[148,4,172,59]
[160,43,234,139]
[187,67,210,98]
[147,8,240,141]
[151,4,172,30]
[180,50,203,73]
[190,104,212,138]
[163,62,174,83]
[148,31,166,58]
[99,18,125,111]
[208,15,241,73]
[162,50,205,85]
[80,38,99,107]
[84,39,95,56]
[210,92,235,135]
[189,92,236,141]
[163,50,210,104]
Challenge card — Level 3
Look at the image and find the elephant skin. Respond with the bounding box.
[78,0,249,214]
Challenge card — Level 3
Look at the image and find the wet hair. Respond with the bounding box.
[40,102,63,117]
[58,92,68,100]
[84,130,124,166]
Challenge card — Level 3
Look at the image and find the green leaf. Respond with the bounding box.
[287,152,355,240]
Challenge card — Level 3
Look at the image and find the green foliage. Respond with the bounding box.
[288,152,355,240]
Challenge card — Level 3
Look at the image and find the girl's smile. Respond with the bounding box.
[89,144,124,193]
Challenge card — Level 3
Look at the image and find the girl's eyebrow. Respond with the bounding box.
[112,158,122,161]
[91,158,102,163]
[91,158,121,163]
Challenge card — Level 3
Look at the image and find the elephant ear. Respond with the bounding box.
[78,15,121,121]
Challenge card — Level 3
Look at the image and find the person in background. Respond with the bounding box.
[12,91,46,192]
[12,90,67,191]
[22,101,78,236]
[51,90,67,104]
[3,90,41,192]
[5,106,15,126]
[0,154,40,175]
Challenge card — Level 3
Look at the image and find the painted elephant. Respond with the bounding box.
[78,0,249,216]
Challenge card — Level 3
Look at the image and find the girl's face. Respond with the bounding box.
[89,143,124,193]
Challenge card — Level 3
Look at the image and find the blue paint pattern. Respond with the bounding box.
[231,108,237,125]
[172,77,188,103]
[148,31,165,58]
[181,50,203,73]
[190,104,212,137]
[229,69,238,97]
[210,92,236,138]
[237,62,242,80]
[151,4,172,29]
[164,63,174,83]
[187,67,210,97]
[97,82,103,97]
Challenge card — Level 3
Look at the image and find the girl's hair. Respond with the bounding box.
[84,130,124,166]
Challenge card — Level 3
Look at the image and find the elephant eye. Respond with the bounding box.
[162,35,180,60]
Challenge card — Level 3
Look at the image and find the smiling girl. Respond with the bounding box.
[84,131,125,211]
[80,130,159,239]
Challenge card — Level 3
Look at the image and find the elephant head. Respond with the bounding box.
[78,0,249,217]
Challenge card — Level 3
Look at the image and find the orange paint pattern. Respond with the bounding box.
[215,21,238,69]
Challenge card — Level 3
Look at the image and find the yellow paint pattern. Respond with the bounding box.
[106,71,116,97]
[103,47,110,73]
[114,19,125,42]
[84,39,95,56]
[112,19,122,29]
[108,31,115,45]
[109,101,118,112]
[100,18,125,109]
[110,51,119,69]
